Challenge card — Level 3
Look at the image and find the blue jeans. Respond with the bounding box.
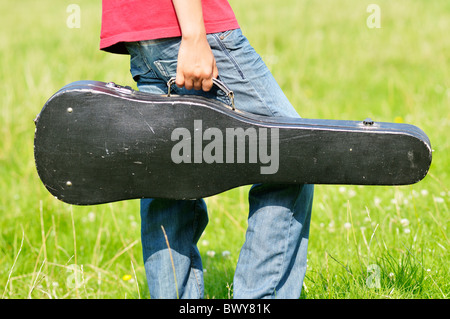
[124,28,314,299]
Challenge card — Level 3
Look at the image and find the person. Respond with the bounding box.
[100,0,314,299]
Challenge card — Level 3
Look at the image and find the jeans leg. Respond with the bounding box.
[207,29,315,298]
[233,184,313,299]
[140,198,208,299]
[124,42,207,299]
[124,41,210,299]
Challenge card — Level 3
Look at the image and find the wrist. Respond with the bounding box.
[180,26,207,42]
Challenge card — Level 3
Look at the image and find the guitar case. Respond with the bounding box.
[33,80,432,205]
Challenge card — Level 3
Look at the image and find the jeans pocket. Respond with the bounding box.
[153,59,178,80]
[217,29,234,41]
[214,28,244,51]
[210,29,246,80]
[125,42,155,82]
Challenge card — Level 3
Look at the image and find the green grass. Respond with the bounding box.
[0,0,448,299]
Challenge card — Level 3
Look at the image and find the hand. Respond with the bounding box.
[175,34,219,91]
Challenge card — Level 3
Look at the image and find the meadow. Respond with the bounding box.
[0,0,448,299]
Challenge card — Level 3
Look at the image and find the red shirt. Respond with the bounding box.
[100,0,239,54]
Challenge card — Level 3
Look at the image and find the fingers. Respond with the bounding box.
[177,68,218,92]
[175,72,185,89]
[175,36,219,92]
[175,58,218,91]
[201,62,219,91]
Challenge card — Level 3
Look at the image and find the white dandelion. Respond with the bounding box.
[88,211,95,222]
[348,189,357,198]
[374,197,382,206]
[400,218,409,227]
[201,240,209,246]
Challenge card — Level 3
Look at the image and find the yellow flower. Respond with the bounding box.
[122,274,132,281]
[394,116,403,123]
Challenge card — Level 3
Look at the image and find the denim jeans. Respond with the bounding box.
[124,28,314,299]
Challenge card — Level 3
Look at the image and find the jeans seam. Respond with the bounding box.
[211,34,245,80]
[242,79,278,117]
[136,42,155,75]
[210,32,279,117]
[190,200,203,298]
[271,211,292,297]
[191,262,202,298]
[271,185,302,297]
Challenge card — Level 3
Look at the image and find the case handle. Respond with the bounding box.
[167,77,235,110]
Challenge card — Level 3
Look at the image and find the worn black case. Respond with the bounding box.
[34,81,432,205]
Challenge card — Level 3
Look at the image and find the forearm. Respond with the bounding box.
[172,0,206,40]
[171,0,218,91]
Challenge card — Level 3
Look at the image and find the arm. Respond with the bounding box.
[172,0,219,91]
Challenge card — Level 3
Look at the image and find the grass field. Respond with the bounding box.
[0,0,448,299]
